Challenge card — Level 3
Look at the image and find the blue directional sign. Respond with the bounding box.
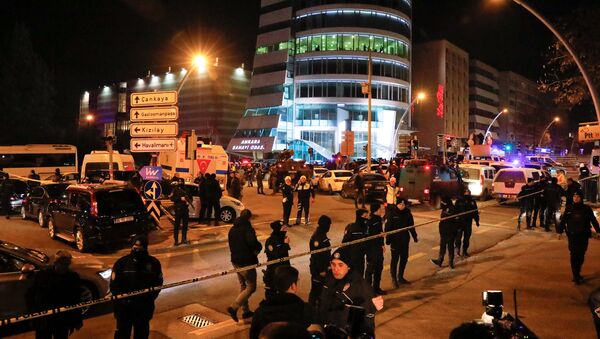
[139,166,163,181]
[143,180,162,201]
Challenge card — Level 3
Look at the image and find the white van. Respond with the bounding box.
[81,151,136,180]
[491,168,546,201]
[458,164,496,200]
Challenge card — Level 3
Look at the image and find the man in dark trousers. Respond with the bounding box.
[169,183,190,246]
[544,177,564,232]
[431,197,459,269]
[264,220,291,299]
[454,189,480,257]
[0,175,13,219]
[206,173,222,226]
[517,178,538,230]
[256,165,265,195]
[110,236,163,339]
[342,209,370,279]
[26,250,83,339]
[229,172,243,200]
[386,198,418,287]
[365,203,386,295]
[250,266,315,339]
[308,215,332,307]
[558,190,600,284]
[355,173,366,209]
[281,176,294,226]
[198,173,210,222]
[227,209,262,322]
[531,176,548,228]
[294,175,314,225]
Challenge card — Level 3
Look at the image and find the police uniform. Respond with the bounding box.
[264,221,291,299]
[385,201,417,286]
[342,209,369,278]
[295,178,314,225]
[308,215,332,307]
[171,185,189,245]
[454,193,480,257]
[365,213,385,294]
[281,181,294,226]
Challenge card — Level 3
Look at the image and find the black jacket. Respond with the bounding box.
[317,271,376,336]
[229,177,242,199]
[26,267,83,330]
[206,177,223,200]
[558,202,600,237]
[566,181,582,205]
[265,231,291,269]
[367,214,384,247]
[342,218,369,268]
[309,231,331,277]
[518,184,538,208]
[249,293,315,339]
[454,196,479,226]
[228,217,262,266]
[282,184,294,204]
[544,183,564,207]
[439,203,459,236]
[110,250,163,319]
[295,181,315,200]
[385,206,417,248]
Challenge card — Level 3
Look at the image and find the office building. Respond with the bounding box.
[469,59,501,140]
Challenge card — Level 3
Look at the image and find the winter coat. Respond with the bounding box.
[385,206,417,248]
[228,217,262,266]
[558,202,600,237]
[249,293,315,339]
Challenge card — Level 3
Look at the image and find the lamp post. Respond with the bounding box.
[85,114,94,128]
[499,0,600,123]
[538,117,560,147]
[483,108,508,144]
[393,92,426,155]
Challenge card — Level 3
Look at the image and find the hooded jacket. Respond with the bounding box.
[228,215,262,266]
[249,293,315,339]
[310,216,332,277]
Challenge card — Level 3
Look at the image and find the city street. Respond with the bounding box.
[4,186,598,338]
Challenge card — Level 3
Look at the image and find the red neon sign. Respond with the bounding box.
[436,84,444,118]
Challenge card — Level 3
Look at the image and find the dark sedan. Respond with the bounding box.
[340,173,388,202]
[20,183,70,227]
[0,241,111,319]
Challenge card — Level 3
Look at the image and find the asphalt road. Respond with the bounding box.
[2,186,528,338]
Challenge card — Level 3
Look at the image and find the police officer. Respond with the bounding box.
[354,173,366,209]
[386,198,418,287]
[544,177,564,232]
[281,176,294,227]
[110,236,163,339]
[256,165,265,195]
[365,203,386,295]
[294,175,314,225]
[532,176,548,228]
[308,215,332,307]
[517,178,538,230]
[558,190,600,284]
[170,183,190,246]
[198,173,210,222]
[206,173,222,226]
[28,169,40,188]
[0,175,13,219]
[342,209,369,278]
[384,177,399,217]
[264,220,291,299]
[317,248,384,337]
[454,189,480,257]
[431,197,459,269]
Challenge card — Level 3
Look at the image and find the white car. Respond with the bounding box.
[359,163,389,174]
[491,168,547,201]
[318,170,354,194]
[458,164,496,200]
[311,167,328,186]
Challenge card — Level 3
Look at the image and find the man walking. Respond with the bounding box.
[566,178,582,208]
[206,173,222,226]
[517,178,538,230]
[342,209,370,278]
[281,176,294,226]
[365,203,386,295]
[169,183,190,246]
[558,190,600,284]
[308,215,331,307]
[355,173,366,209]
[110,236,163,339]
[386,198,418,287]
[454,189,480,257]
[294,175,314,226]
[256,165,265,195]
[532,176,548,228]
[227,209,262,322]
[431,197,459,269]
[544,177,564,232]
[263,221,291,299]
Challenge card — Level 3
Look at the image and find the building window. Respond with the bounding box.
[295,58,409,81]
[296,81,408,102]
[294,10,411,38]
[295,33,409,58]
[301,131,335,152]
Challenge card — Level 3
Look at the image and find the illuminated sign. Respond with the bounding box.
[227,137,275,152]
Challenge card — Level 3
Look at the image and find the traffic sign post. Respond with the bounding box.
[131,138,177,152]
[131,91,178,107]
[130,122,178,137]
[130,107,179,122]
[143,180,163,201]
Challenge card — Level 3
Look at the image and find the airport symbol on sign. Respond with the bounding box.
[139,166,163,181]
[143,180,162,201]
[130,138,177,152]
[130,107,179,121]
[131,91,178,107]
[130,123,178,137]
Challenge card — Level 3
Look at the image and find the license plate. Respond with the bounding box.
[114,216,134,224]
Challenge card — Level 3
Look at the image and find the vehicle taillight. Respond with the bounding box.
[424,188,430,194]
[399,187,404,192]
[425,165,430,170]
[480,175,484,187]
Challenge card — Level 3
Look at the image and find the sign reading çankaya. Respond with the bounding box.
[130,91,178,107]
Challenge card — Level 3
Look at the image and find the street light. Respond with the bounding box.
[494,0,600,123]
[392,91,426,155]
[177,54,208,93]
[538,116,560,147]
[85,114,94,128]
[483,108,508,144]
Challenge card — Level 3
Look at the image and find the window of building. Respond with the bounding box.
[301,131,335,152]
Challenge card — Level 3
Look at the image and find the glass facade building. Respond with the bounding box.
[227,0,412,160]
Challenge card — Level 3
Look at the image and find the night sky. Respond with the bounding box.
[0,0,588,128]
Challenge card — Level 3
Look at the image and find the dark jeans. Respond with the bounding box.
[355,189,366,208]
[455,223,472,255]
[231,267,257,313]
[173,208,188,244]
[532,201,546,227]
[199,197,208,220]
[282,202,292,225]
[517,205,532,229]
[257,180,264,194]
[437,233,455,265]
[207,198,220,224]
[390,236,410,281]
[365,245,384,290]
[308,275,324,307]
[295,199,310,224]
[114,314,150,339]
[545,203,560,230]
[568,235,589,279]
[35,327,68,339]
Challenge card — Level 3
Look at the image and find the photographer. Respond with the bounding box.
[317,248,384,338]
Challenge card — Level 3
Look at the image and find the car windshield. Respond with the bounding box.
[362,174,386,181]
[44,184,70,198]
[496,171,526,183]
[335,172,353,178]
[95,189,144,215]
[0,242,49,263]
[315,169,327,174]
[459,168,479,179]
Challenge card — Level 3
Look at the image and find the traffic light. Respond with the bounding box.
[411,139,419,150]
[504,143,512,152]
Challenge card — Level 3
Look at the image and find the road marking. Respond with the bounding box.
[475,228,490,234]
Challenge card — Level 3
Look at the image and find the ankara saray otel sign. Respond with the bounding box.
[227,137,275,152]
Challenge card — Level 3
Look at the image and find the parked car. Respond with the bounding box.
[47,184,152,252]
[340,173,387,201]
[397,161,464,207]
[458,164,496,201]
[2,179,30,212]
[43,172,80,184]
[162,182,245,223]
[311,167,328,187]
[0,240,111,319]
[492,168,547,201]
[318,170,354,194]
[359,163,389,174]
[20,183,70,227]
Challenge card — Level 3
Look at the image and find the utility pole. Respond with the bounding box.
[367,51,372,172]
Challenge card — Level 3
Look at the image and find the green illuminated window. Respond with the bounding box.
[343,35,353,51]
[298,37,308,54]
[256,46,268,55]
[326,34,338,51]
[294,34,409,58]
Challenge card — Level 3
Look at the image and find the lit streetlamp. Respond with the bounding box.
[538,116,560,147]
[85,114,94,128]
[483,108,508,144]
[393,91,426,155]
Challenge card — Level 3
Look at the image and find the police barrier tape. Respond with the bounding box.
[0,187,558,327]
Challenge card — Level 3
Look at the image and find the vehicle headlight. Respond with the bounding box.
[98,268,112,280]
